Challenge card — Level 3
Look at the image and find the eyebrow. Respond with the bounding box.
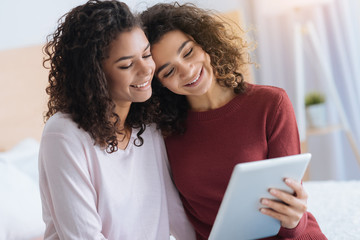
[156,40,191,75]
[114,43,150,63]
[177,40,191,54]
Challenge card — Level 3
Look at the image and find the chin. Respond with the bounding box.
[134,92,152,103]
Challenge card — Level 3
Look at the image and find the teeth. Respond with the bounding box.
[132,81,149,88]
[187,74,200,85]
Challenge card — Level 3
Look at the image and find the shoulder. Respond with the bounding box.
[137,124,161,138]
[146,123,162,136]
[246,83,288,100]
[135,124,165,151]
[39,113,96,167]
[245,83,291,107]
[142,124,163,142]
[42,112,91,143]
[45,112,74,128]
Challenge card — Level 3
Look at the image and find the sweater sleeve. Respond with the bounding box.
[266,91,327,239]
[266,89,301,158]
[158,134,196,240]
[266,89,308,238]
[39,133,106,240]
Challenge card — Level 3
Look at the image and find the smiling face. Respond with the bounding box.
[102,27,155,107]
[151,30,215,96]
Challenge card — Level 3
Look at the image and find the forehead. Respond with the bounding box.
[107,27,148,58]
[151,30,191,64]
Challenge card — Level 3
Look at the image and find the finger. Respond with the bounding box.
[260,199,304,229]
[261,198,293,216]
[259,206,288,223]
[268,188,308,213]
[268,188,296,206]
[260,207,302,229]
[284,178,308,199]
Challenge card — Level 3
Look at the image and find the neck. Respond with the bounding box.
[113,103,132,150]
[187,81,236,112]
[113,101,131,127]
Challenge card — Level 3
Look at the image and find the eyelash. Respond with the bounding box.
[119,53,152,69]
[163,48,193,78]
[164,68,174,78]
[184,48,193,57]
[119,64,132,69]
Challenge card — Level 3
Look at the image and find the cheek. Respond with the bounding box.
[109,73,128,89]
[160,78,176,92]
[159,78,169,88]
[149,60,156,74]
[204,52,211,64]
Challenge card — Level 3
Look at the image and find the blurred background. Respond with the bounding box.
[1,0,360,181]
[1,0,360,179]
[5,0,357,180]
[1,0,360,239]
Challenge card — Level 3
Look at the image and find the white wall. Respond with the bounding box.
[0,0,244,51]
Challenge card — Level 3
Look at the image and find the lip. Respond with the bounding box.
[130,79,151,90]
[184,67,203,87]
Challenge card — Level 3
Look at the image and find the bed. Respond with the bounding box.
[304,180,360,239]
[1,139,359,240]
[0,138,44,240]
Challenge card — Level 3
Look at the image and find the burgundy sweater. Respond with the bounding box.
[165,84,327,240]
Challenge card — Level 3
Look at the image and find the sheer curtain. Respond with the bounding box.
[243,0,360,180]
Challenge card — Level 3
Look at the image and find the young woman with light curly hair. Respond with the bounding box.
[141,3,327,240]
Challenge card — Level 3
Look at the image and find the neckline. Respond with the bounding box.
[120,128,136,151]
[109,128,136,153]
[187,84,252,121]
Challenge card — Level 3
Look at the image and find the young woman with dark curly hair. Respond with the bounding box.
[38,1,195,239]
[141,3,327,240]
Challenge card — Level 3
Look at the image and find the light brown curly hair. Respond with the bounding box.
[141,2,253,136]
[43,0,156,153]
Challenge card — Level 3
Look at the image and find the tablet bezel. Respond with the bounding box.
[208,153,311,240]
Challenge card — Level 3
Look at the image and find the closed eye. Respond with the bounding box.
[184,48,193,57]
[119,63,133,69]
[163,68,174,78]
[143,53,152,58]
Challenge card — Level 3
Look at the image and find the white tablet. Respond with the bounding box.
[208,153,311,240]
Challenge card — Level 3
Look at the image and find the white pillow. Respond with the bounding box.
[0,161,45,240]
[0,138,40,182]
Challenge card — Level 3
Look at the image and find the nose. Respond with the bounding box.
[178,61,195,80]
[138,58,155,77]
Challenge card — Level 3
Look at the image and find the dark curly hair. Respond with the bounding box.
[43,0,154,153]
[141,2,253,136]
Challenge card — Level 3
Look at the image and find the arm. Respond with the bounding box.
[39,133,106,240]
[263,89,308,237]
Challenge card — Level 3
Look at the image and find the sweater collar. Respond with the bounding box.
[187,84,253,121]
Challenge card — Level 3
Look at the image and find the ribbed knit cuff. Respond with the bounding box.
[278,212,308,238]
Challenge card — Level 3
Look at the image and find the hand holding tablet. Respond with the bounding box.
[209,153,311,240]
[259,174,308,229]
